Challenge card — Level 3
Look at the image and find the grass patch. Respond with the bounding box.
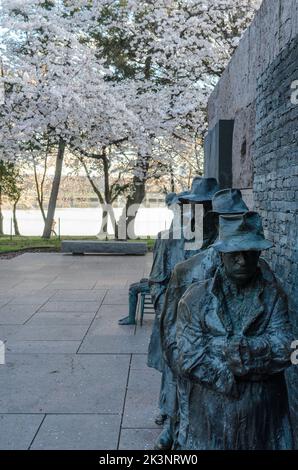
[0,235,155,253]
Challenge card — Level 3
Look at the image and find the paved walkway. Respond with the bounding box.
[0,253,161,450]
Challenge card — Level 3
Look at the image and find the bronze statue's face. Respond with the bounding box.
[222,250,261,285]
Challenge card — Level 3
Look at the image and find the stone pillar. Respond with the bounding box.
[204,120,234,189]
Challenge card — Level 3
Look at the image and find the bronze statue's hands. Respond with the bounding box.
[224,336,249,376]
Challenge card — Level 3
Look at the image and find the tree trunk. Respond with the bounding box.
[79,153,118,239]
[101,153,120,239]
[33,160,47,223]
[42,139,65,239]
[98,206,119,239]
[0,188,4,236]
[33,139,49,223]
[170,163,175,192]
[99,209,108,239]
[13,200,20,236]
[119,152,150,240]
[117,53,152,240]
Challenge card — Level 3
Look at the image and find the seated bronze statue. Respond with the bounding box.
[176,212,294,450]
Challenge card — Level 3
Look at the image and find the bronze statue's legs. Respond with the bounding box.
[154,418,174,450]
[118,315,136,325]
[155,413,167,426]
[154,362,178,449]
[118,280,149,325]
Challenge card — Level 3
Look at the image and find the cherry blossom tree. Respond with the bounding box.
[79,0,261,229]
[0,0,261,238]
[0,0,139,237]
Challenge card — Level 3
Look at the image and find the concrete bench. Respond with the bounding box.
[61,240,148,255]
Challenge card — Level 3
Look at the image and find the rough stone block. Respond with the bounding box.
[61,241,147,255]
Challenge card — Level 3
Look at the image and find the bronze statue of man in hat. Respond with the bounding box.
[146,189,192,373]
[176,212,294,449]
[158,188,249,449]
[151,177,220,449]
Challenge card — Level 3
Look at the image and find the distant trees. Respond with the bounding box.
[0,161,23,236]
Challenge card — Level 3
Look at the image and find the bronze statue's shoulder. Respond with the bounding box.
[180,278,213,307]
[174,251,206,275]
[259,257,287,298]
[173,247,220,283]
[259,257,276,282]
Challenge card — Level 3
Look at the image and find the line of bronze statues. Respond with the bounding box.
[120,177,295,450]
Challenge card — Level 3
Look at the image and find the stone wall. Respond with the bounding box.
[254,36,298,323]
[254,36,298,443]
[208,0,298,188]
[206,0,298,446]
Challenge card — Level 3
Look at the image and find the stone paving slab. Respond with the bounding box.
[0,353,130,414]
[5,286,54,297]
[8,294,55,305]
[6,341,82,354]
[39,301,100,313]
[49,281,98,290]
[12,281,52,292]
[88,305,136,336]
[78,304,150,353]
[0,304,41,325]
[122,368,161,429]
[102,288,129,305]
[0,282,23,292]
[0,325,20,342]
[26,311,97,326]
[78,335,149,354]
[10,324,90,341]
[119,429,160,451]
[51,289,107,302]
[93,280,127,289]
[130,354,149,369]
[30,414,121,450]
[0,296,13,308]
[0,414,45,450]
[0,253,158,450]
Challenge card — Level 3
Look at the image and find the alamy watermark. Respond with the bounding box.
[97,203,205,251]
[290,80,298,104]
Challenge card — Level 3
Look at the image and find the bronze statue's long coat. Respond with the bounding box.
[158,247,220,444]
[161,247,220,373]
[147,228,185,371]
[176,263,294,450]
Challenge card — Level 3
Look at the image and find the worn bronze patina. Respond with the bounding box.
[159,188,249,449]
[176,212,294,449]
[151,178,220,450]
[118,278,149,325]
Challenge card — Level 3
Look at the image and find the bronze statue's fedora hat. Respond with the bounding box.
[178,177,219,203]
[176,176,202,202]
[165,192,179,207]
[168,190,190,206]
[210,188,249,214]
[212,211,273,252]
